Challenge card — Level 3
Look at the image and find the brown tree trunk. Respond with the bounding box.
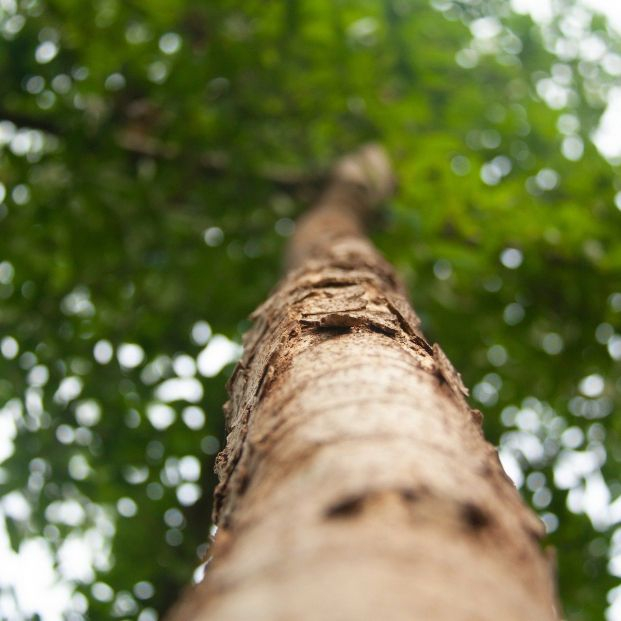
[169,146,559,621]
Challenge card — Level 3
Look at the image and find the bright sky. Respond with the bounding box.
[513,0,621,32]
[0,331,240,620]
[582,0,621,32]
[572,0,621,161]
[512,0,621,161]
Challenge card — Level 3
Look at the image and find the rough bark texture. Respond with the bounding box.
[168,146,559,621]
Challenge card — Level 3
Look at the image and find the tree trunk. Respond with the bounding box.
[169,146,559,621]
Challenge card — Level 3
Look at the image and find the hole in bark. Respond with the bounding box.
[304,324,352,337]
[461,502,490,531]
[325,495,364,519]
[319,313,364,329]
[412,334,433,355]
[399,488,420,503]
[478,462,493,477]
[236,473,250,495]
[310,279,358,289]
[469,408,484,427]
[367,322,397,337]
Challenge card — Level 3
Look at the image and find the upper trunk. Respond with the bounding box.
[168,146,559,621]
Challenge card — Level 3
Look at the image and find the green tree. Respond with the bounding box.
[0,1,620,620]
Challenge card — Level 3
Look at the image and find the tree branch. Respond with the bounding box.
[0,107,326,192]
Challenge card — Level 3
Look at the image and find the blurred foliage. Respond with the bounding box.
[0,0,620,619]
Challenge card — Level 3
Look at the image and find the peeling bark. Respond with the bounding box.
[168,146,559,621]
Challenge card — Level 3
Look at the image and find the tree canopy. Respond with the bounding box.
[0,1,620,620]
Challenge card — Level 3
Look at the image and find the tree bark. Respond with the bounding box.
[169,146,559,621]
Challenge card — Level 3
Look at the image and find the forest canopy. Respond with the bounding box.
[0,0,620,620]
